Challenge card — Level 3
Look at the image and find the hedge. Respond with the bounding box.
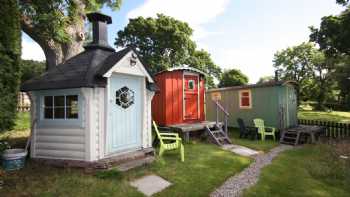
[0,0,21,131]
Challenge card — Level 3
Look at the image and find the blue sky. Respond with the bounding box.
[22,0,344,83]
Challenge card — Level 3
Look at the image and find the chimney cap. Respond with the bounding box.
[87,12,112,24]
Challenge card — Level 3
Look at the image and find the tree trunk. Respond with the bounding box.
[20,1,86,70]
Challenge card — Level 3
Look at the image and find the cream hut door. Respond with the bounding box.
[107,73,143,154]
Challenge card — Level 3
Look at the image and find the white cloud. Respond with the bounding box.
[127,0,229,40]
[21,36,45,61]
[211,47,276,83]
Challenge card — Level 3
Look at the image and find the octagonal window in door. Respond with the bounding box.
[116,86,135,109]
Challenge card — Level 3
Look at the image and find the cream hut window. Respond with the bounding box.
[44,95,79,119]
[239,90,252,109]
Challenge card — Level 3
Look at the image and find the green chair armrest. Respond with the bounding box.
[161,137,182,141]
[265,127,276,132]
[159,133,179,137]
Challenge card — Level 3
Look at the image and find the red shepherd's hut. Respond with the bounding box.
[152,67,206,126]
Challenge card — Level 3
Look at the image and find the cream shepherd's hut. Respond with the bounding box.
[21,13,157,167]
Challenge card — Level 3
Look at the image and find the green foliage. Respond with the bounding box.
[20,60,46,82]
[336,0,350,6]
[309,2,350,110]
[218,69,248,88]
[310,5,350,56]
[273,42,337,108]
[0,0,21,131]
[186,49,222,88]
[115,14,221,87]
[19,0,122,44]
[257,75,274,84]
[115,14,196,73]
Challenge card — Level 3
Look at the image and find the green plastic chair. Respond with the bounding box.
[253,118,276,141]
[153,121,184,162]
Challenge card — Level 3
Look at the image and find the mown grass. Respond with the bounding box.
[1,142,251,197]
[228,128,278,152]
[0,112,30,148]
[243,144,350,197]
[298,110,350,123]
[1,112,252,197]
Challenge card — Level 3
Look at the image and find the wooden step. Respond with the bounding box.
[283,136,297,140]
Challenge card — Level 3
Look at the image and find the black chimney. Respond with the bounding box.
[85,12,114,51]
[275,70,279,81]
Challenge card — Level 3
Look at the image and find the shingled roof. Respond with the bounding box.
[21,47,157,91]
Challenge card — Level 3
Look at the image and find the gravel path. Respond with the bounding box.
[211,145,294,197]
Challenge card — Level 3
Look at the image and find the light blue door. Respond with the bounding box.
[107,73,143,154]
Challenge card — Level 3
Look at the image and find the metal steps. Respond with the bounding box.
[206,125,232,146]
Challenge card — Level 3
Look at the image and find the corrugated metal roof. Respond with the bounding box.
[155,65,206,76]
[206,80,297,92]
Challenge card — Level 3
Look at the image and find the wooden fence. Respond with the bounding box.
[17,106,30,112]
[298,119,350,139]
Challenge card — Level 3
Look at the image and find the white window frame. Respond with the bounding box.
[239,89,252,109]
[43,95,79,120]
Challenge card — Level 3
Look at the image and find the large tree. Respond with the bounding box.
[218,69,248,88]
[115,14,221,87]
[309,1,350,109]
[186,49,221,88]
[0,0,21,131]
[309,1,350,56]
[19,0,122,70]
[273,42,332,106]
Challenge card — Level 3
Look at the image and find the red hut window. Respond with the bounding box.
[239,90,252,109]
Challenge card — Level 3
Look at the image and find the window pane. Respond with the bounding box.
[66,95,78,119]
[241,97,250,106]
[188,80,195,90]
[242,92,250,97]
[54,96,65,107]
[54,107,65,119]
[66,95,78,106]
[44,108,53,119]
[66,107,78,119]
[44,96,53,107]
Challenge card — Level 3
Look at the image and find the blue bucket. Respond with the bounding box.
[2,149,27,171]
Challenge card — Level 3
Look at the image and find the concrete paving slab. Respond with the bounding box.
[222,144,260,157]
[130,175,171,196]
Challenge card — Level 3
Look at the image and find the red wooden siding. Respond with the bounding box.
[152,70,205,126]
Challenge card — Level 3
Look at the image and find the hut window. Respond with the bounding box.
[239,90,252,109]
[188,80,195,90]
[43,95,79,119]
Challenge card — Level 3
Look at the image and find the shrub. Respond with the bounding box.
[0,0,21,131]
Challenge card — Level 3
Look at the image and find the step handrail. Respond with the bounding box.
[214,100,229,136]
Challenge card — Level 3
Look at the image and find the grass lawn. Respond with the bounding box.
[1,112,252,197]
[298,110,350,123]
[243,144,350,197]
[228,128,278,152]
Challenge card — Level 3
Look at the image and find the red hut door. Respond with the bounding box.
[184,75,199,121]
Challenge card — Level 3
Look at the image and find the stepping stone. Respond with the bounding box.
[222,144,260,157]
[130,175,171,196]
